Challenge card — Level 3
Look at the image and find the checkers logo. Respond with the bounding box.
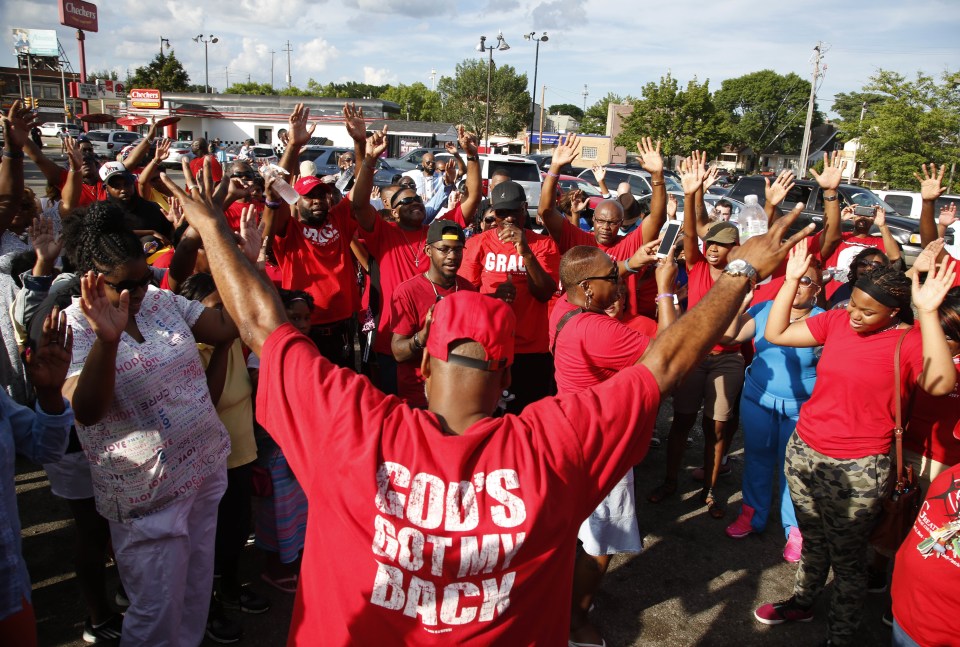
[59,0,99,31]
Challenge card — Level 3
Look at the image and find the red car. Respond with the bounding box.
[543,173,606,210]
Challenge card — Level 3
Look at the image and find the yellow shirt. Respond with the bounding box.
[198,339,257,468]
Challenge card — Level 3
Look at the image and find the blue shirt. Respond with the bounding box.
[745,301,824,402]
[0,391,73,619]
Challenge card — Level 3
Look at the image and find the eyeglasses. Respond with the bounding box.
[593,218,623,228]
[398,181,417,189]
[103,272,152,293]
[580,264,620,284]
[856,260,885,270]
[393,195,423,208]
[231,172,257,180]
[428,244,463,256]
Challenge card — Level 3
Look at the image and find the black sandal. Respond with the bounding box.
[648,480,678,504]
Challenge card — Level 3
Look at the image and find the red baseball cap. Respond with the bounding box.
[427,292,515,370]
[294,175,333,196]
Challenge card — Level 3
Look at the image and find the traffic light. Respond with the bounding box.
[22,97,36,109]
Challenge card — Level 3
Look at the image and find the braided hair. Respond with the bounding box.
[61,202,144,275]
[854,265,913,324]
[938,287,960,343]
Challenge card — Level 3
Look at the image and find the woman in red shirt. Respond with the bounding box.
[752,241,957,647]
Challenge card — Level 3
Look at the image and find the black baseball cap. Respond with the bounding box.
[489,181,526,210]
[426,219,465,245]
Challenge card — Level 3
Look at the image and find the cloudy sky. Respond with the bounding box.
[3,0,959,117]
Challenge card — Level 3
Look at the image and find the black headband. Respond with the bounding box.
[854,276,903,309]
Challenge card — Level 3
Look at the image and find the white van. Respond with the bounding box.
[480,154,542,216]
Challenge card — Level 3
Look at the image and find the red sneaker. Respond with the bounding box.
[725,505,756,538]
[754,597,814,625]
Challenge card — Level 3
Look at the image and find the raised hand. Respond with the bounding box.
[371,186,381,201]
[288,103,317,149]
[164,197,186,229]
[655,242,678,293]
[912,238,944,274]
[3,100,40,149]
[809,150,847,191]
[365,125,389,159]
[636,137,663,174]
[552,133,580,168]
[939,203,957,227]
[343,103,368,142]
[238,204,261,263]
[764,169,796,207]
[28,216,63,263]
[591,165,606,184]
[785,237,812,281]
[914,163,947,202]
[679,157,705,194]
[666,194,678,219]
[730,202,814,279]
[874,205,886,228]
[444,141,459,156]
[160,157,230,231]
[912,256,958,313]
[64,136,83,171]
[79,271,129,344]
[457,125,479,157]
[154,137,171,161]
[702,165,720,191]
[24,307,73,391]
[841,205,856,221]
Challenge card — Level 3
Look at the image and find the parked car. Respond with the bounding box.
[526,153,574,176]
[85,129,140,157]
[480,154,543,215]
[384,147,448,171]
[39,122,80,137]
[875,190,923,218]
[298,145,397,187]
[552,174,605,211]
[726,176,944,267]
[162,141,196,168]
[578,164,683,199]
[227,144,279,166]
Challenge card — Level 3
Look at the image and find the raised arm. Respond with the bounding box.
[122,120,161,171]
[592,165,610,198]
[138,138,172,197]
[763,169,795,224]
[764,236,821,347]
[915,163,947,250]
[161,163,286,355]
[444,140,467,178]
[59,137,84,216]
[638,138,667,244]
[353,123,389,232]
[873,206,902,264]
[809,151,846,258]
[539,133,581,242]
[456,125,482,223]
[688,151,713,239]
[640,206,814,394]
[680,157,706,270]
[912,257,958,396]
[279,103,315,178]
[0,103,32,232]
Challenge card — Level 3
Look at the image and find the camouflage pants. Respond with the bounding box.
[785,433,892,647]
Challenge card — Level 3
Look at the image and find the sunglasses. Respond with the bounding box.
[483,217,497,225]
[797,276,818,288]
[856,260,885,270]
[104,272,152,293]
[393,195,423,208]
[580,264,620,284]
[231,172,257,180]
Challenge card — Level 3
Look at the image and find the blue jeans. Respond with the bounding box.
[891,619,920,647]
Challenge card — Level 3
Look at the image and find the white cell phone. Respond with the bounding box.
[657,222,682,258]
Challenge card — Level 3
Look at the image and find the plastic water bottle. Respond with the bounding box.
[739,194,767,241]
[261,163,299,205]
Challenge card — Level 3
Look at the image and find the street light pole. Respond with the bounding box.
[193,35,219,93]
[523,32,548,140]
[476,31,510,152]
[159,37,170,59]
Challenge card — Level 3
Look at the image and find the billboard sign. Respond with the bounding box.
[130,88,162,109]
[69,81,99,100]
[11,28,59,57]
[59,0,99,32]
[528,132,562,146]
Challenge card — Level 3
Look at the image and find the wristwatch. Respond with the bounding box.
[722,259,758,284]
[466,155,479,162]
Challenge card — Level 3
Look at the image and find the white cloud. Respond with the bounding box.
[349,0,454,17]
[363,66,398,85]
[530,0,587,29]
[294,38,339,77]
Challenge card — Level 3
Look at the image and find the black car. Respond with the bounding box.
[726,176,947,267]
[298,145,398,187]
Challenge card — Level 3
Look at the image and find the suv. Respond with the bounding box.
[385,147,448,171]
[480,154,543,215]
[726,176,948,267]
[578,164,682,198]
[85,129,140,158]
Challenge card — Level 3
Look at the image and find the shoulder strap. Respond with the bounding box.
[551,307,584,356]
[893,327,911,479]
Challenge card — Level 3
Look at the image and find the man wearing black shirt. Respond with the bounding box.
[99,161,173,244]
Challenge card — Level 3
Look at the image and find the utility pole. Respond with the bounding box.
[270,50,276,88]
[430,68,437,91]
[582,84,589,116]
[225,66,229,89]
[283,41,293,89]
[797,42,823,179]
[247,73,251,83]
[538,85,546,153]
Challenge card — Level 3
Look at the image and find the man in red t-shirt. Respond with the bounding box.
[389,220,477,407]
[188,138,224,185]
[539,134,667,318]
[813,203,901,299]
[352,120,481,394]
[551,245,678,647]
[460,181,561,413]
[160,166,812,645]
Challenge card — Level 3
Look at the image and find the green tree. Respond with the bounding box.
[437,59,529,142]
[713,69,822,155]
[547,103,584,120]
[580,92,634,135]
[852,69,960,191]
[87,69,119,82]
[224,81,276,95]
[127,52,191,92]
[830,91,885,126]
[380,82,442,121]
[614,74,724,157]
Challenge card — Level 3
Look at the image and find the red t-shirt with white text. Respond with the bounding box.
[256,323,661,645]
[272,200,359,326]
[388,274,478,408]
[797,309,923,458]
[549,297,650,394]
[892,464,960,647]
[811,231,887,298]
[459,229,561,354]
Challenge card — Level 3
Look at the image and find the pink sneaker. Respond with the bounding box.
[725,504,756,538]
[783,527,802,563]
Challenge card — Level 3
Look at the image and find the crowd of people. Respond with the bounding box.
[0,96,958,647]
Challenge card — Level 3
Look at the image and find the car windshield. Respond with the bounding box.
[843,187,895,214]
[560,181,601,197]
[662,176,682,192]
[488,160,540,183]
[253,149,273,157]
